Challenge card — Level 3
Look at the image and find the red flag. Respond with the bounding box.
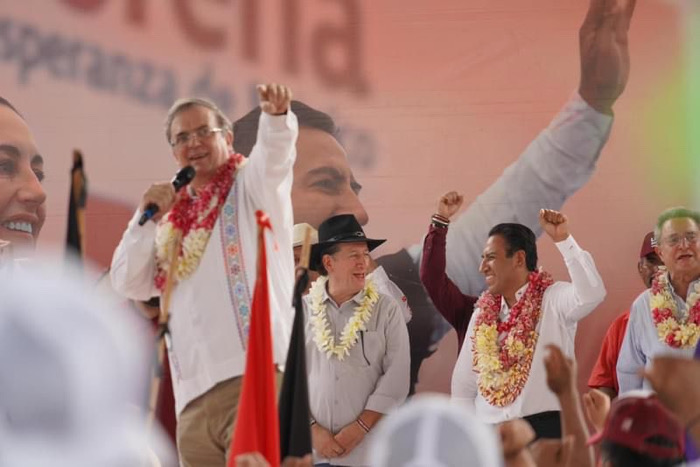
[228,211,280,466]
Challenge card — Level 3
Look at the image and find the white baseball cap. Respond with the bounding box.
[0,264,176,467]
[292,223,318,248]
[369,394,504,467]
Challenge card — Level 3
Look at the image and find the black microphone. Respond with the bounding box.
[138,166,196,226]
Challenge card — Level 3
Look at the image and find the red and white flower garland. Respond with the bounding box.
[471,269,553,407]
[154,154,246,291]
[650,268,700,349]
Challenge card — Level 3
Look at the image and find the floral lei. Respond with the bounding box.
[308,275,379,360]
[471,269,553,407]
[650,268,700,349]
[154,154,246,291]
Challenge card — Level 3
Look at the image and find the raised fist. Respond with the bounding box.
[539,209,570,243]
[436,191,464,220]
[257,83,292,115]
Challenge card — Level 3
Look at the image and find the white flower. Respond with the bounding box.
[309,276,380,360]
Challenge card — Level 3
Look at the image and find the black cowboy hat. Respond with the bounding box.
[309,214,386,271]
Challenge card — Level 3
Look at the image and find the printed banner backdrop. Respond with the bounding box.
[1,0,693,394]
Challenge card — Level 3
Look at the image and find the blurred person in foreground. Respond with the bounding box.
[587,392,685,467]
[0,97,46,256]
[0,264,176,466]
[233,0,637,394]
[369,394,503,467]
[617,207,700,393]
[588,232,662,399]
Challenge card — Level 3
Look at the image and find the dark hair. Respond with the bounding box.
[232,100,338,156]
[600,440,683,467]
[488,223,538,271]
[317,244,342,276]
[0,97,23,119]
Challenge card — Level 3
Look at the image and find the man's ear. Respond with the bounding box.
[515,250,527,269]
[322,254,333,273]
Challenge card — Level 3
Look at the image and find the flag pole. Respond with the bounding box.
[147,230,183,430]
[279,224,313,460]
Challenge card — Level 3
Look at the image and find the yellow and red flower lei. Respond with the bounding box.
[472,269,553,407]
[650,268,700,349]
[154,154,246,291]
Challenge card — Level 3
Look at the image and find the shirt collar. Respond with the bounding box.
[501,282,529,312]
[322,282,366,308]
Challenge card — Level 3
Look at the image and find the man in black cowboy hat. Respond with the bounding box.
[304,214,409,467]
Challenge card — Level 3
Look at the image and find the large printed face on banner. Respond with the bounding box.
[292,127,368,229]
[0,104,46,250]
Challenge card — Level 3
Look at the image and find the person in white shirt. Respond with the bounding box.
[451,209,606,439]
[110,84,297,467]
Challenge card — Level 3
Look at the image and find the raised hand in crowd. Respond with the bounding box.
[582,388,611,434]
[257,83,292,115]
[578,0,637,115]
[436,191,464,221]
[311,423,345,459]
[499,419,537,467]
[544,344,594,467]
[530,436,575,467]
[539,209,570,243]
[642,355,700,446]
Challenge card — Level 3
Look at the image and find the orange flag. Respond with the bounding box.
[228,211,280,466]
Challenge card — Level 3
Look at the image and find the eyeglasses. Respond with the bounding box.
[660,232,699,247]
[171,127,223,148]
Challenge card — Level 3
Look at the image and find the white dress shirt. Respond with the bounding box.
[451,235,606,424]
[110,111,298,415]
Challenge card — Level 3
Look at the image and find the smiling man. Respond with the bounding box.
[111,84,298,467]
[0,97,46,254]
[451,210,606,439]
[304,214,409,467]
[617,207,700,394]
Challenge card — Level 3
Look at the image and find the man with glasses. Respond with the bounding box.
[617,207,700,394]
[111,84,298,467]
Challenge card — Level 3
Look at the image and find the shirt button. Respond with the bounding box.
[335,376,340,381]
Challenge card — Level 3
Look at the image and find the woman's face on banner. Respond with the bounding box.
[0,105,46,250]
[292,127,369,228]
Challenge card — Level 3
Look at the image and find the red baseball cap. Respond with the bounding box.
[640,232,657,259]
[588,395,684,460]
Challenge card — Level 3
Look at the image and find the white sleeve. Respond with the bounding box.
[369,266,412,323]
[241,110,298,217]
[110,210,160,301]
[451,311,479,411]
[550,235,607,325]
[408,93,613,297]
